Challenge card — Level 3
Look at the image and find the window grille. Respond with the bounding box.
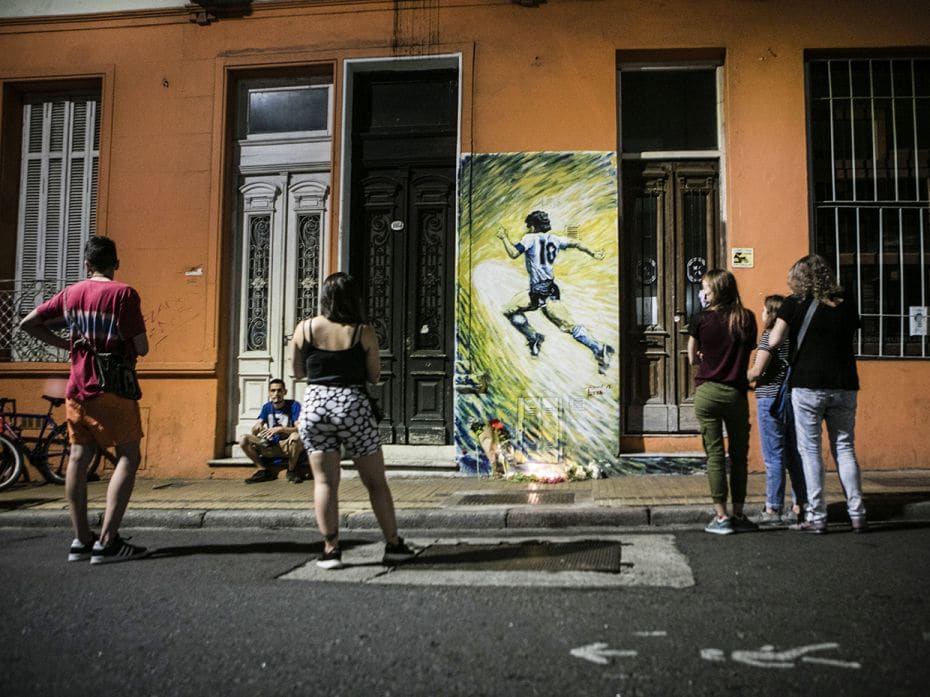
[2,91,100,362]
[807,58,930,358]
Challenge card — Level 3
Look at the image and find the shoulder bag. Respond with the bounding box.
[769,299,818,423]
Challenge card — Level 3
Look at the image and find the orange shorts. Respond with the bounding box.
[66,393,144,447]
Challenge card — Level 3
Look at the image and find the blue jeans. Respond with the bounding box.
[791,388,865,525]
[755,396,807,510]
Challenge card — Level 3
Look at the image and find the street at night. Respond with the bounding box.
[3,524,928,696]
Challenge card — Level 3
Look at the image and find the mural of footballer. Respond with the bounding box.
[496,210,615,374]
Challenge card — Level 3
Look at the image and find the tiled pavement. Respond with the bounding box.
[1,469,929,530]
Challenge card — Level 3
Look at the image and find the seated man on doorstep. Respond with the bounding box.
[240,378,306,484]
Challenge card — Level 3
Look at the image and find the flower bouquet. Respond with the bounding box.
[471,418,524,476]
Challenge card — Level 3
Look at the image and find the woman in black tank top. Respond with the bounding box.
[289,273,414,570]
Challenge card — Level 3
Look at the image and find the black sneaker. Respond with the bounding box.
[731,514,760,532]
[244,468,277,484]
[90,535,148,565]
[383,537,416,564]
[68,533,98,562]
[286,469,303,484]
[317,548,344,570]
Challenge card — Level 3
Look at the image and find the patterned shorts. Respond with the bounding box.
[298,385,380,458]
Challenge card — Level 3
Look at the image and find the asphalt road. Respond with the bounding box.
[2,523,929,696]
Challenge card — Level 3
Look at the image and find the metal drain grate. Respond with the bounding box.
[455,492,575,506]
[412,540,624,573]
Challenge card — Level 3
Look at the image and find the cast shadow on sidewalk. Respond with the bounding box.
[145,537,382,560]
[0,498,59,511]
[147,541,322,559]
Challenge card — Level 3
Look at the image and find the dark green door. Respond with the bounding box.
[349,70,458,444]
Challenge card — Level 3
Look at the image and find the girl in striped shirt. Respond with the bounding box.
[747,294,808,525]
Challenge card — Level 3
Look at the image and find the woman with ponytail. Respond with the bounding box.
[688,269,759,535]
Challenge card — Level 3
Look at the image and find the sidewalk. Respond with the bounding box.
[2,469,929,532]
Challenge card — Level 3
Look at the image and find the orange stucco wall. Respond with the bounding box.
[1,0,928,476]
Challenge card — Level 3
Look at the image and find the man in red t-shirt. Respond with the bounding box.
[20,236,149,564]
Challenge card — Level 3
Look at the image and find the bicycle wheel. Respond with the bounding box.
[0,433,24,491]
[34,423,69,485]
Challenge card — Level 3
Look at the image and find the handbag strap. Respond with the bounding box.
[64,289,98,357]
[791,299,819,363]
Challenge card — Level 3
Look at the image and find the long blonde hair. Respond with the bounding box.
[703,269,754,340]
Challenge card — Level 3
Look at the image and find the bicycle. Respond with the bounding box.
[0,395,70,490]
[0,395,114,491]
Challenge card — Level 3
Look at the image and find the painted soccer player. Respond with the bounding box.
[496,210,615,374]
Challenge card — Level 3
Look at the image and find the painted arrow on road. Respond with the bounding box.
[570,642,638,665]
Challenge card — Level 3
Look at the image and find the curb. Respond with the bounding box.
[202,510,316,530]
[2,501,928,531]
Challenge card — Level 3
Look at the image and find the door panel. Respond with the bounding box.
[233,173,328,442]
[355,167,454,444]
[622,160,719,434]
[405,173,455,443]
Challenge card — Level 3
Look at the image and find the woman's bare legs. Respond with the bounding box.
[353,447,401,545]
[310,450,342,552]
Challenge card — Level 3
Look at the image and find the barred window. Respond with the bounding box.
[808,57,930,358]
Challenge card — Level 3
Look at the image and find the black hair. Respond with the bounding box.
[319,272,367,324]
[84,236,118,272]
[524,210,551,233]
[268,378,286,388]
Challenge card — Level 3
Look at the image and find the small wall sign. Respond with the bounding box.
[731,248,754,268]
[910,306,928,337]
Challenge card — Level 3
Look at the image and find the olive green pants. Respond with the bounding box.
[693,381,750,505]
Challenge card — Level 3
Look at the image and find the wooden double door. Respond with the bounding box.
[621,160,721,434]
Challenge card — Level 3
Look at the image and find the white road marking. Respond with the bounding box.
[570,642,638,665]
[801,657,861,669]
[633,630,667,637]
[700,648,726,662]
[701,643,861,670]
[731,643,840,668]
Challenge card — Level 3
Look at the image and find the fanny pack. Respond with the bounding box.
[92,351,142,401]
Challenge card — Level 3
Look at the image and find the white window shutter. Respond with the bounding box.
[16,93,100,289]
[12,93,100,360]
